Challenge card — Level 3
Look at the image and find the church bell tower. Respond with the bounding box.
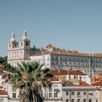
[8,31,31,67]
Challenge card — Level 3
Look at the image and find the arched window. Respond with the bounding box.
[9,44,11,48]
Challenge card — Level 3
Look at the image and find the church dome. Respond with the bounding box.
[10,33,16,43]
[22,31,28,41]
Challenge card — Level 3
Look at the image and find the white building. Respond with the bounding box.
[7,84,19,102]
[0,71,9,102]
[62,83,98,102]
[43,75,99,102]
[43,79,62,102]
[8,32,102,76]
[51,70,91,84]
[0,68,19,102]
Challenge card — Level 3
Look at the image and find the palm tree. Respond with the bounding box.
[8,61,53,102]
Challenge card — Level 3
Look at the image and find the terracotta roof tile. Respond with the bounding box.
[91,76,102,82]
[63,80,70,83]
[91,80,102,86]
[50,77,59,81]
[0,90,8,95]
[79,81,90,86]
[62,80,90,87]
[51,70,68,75]
[51,70,86,75]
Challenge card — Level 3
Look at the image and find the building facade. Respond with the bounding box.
[8,32,102,75]
[43,70,99,102]
[43,80,62,102]
[62,85,98,102]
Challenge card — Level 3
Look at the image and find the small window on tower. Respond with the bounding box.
[9,44,11,48]
[26,42,29,46]
[21,42,23,46]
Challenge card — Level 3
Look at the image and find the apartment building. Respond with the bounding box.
[51,70,91,84]
[43,70,99,102]
[43,78,62,102]
[62,81,98,102]
[91,76,102,102]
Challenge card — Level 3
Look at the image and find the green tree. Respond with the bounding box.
[8,62,53,102]
[0,56,11,70]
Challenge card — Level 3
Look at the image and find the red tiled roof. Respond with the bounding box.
[69,81,90,87]
[93,53,102,58]
[51,70,86,75]
[0,90,8,95]
[63,79,90,86]
[51,70,68,75]
[91,76,102,83]
[91,76,102,86]
[91,80,102,86]
[79,81,90,86]
[68,70,86,75]
[50,77,59,81]
[63,80,70,83]
[49,51,90,57]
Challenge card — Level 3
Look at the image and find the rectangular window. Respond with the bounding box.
[72,99,74,102]
[77,92,80,96]
[77,99,80,102]
[54,93,58,97]
[83,92,86,95]
[89,99,92,102]
[66,91,69,95]
[12,93,16,98]
[89,93,93,95]
[72,92,74,95]
[96,100,98,102]
[66,99,69,102]
[49,93,52,97]
[83,99,86,102]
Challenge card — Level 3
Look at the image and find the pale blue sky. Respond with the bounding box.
[0,0,102,56]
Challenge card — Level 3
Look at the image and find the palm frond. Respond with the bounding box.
[7,61,53,102]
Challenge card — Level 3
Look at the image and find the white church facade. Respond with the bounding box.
[8,31,30,67]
